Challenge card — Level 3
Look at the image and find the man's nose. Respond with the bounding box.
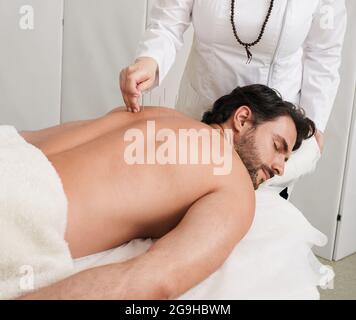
[272,156,285,176]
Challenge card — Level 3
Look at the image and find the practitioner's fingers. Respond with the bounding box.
[120,67,140,112]
[120,58,158,113]
[119,69,132,112]
[127,94,141,113]
[124,68,143,112]
[126,67,155,112]
[137,78,155,93]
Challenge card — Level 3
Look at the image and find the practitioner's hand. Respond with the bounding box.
[314,129,324,153]
[119,57,158,113]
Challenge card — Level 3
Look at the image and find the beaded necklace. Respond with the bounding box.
[230,0,275,63]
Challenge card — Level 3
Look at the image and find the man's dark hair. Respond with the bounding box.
[201,84,316,151]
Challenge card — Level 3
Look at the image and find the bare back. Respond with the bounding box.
[26,107,253,258]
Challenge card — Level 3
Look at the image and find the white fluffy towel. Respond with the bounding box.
[0,125,73,300]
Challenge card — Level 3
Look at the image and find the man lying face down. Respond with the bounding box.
[19,84,315,300]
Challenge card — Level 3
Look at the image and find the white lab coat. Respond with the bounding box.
[136,0,347,189]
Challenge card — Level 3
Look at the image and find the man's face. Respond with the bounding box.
[235,116,297,190]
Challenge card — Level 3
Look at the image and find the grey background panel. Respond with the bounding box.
[290,0,356,260]
[335,89,356,260]
[60,0,147,122]
[333,1,356,261]
[0,0,63,130]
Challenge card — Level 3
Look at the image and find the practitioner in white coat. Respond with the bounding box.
[120,0,347,194]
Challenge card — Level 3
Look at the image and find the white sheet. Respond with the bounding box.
[74,186,334,300]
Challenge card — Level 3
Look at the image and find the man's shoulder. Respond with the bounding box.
[207,171,256,238]
[214,153,256,210]
[144,106,205,125]
[144,106,187,118]
[220,162,255,200]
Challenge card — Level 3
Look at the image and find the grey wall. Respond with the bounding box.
[60,0,193,121]
[334,87,356,260]
[0,0,193,127]
[0,0,63,130]
[60,0,147,122]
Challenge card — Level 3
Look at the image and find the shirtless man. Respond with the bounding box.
[18,84,315,299]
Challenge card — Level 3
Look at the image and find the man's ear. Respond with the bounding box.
[233,106,253,133]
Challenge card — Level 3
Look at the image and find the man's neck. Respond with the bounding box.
[209,123,225,134]
[209,123,234,146]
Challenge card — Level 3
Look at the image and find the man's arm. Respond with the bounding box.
[139,186,255,298]
[19,186,255,300]
[18,258,168,300]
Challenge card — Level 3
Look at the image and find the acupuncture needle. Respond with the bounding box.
[140,91,146,112]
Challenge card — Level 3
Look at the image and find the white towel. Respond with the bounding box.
[74,187,334,300]
[0,126,73,300]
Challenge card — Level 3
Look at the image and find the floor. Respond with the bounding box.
[318,253,356,300]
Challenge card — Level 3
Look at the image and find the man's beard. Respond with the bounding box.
[235,128,272,190]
